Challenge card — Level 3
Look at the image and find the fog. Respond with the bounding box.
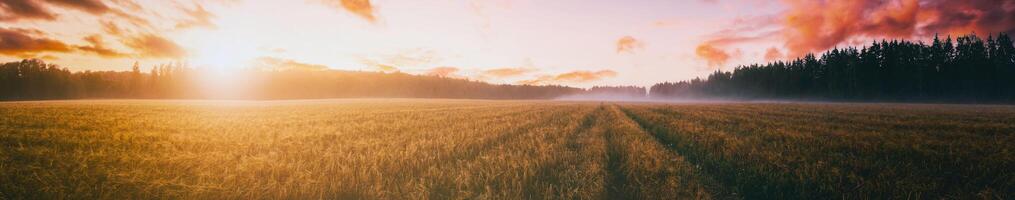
[552,93,862,105]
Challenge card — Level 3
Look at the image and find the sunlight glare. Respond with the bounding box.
[190,30,262,71]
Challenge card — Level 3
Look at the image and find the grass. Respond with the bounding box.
[1,99,1013,199]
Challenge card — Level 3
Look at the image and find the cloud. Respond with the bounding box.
[425,66,459,77]
[357,58,398,72]
[712,15,781,37]
[0,0,152,29]
[920,0,1015,35]
[518,70,617,85]
[763,47,783,62]
[109,0,142,11]
[259,46,287,53]
[616,36,645,54]
[384,48,439,67]
[78,35,128,58]
[776,0,1015,58]
[355,48,440,72]
[694,15,779,66]
[695,43,731,68]
[319,0,376,22]
[46,0,150,27]
[101,21,125,36]
[175,3,216,30]
[1,28,129,59]
[780,0,916,57]
[254,57,329,71]
[45,0,110,14]
[481,67,534,78]
[0,0,57,21]
[109,8,152,28]
[123,34,186,59]
[0,28,73,57]
[704,32,777,46]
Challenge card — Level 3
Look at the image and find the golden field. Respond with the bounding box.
[1,99,1013,199]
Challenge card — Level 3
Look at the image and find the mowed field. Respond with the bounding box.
[1,99,1014,199]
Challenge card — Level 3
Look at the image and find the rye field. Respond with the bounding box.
[1,99,1014,199]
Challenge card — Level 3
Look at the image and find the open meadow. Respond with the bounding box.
[1,99,1014,199]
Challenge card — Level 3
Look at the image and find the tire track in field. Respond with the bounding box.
[540,104,635,199]
[523,105,605,199]
[400,107,563,177]
[602,107,631,200]
[615,105,741,200]
[447,106,590,164]
[417,105,598,199]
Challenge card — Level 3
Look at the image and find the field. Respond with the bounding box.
[1,99,1014,199]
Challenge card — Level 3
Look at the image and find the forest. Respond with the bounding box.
[651,33,1015,103]
[0,59,596,100]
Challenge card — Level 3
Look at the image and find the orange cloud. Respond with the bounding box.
[1,0,152,30]
[519,70,617,85]
[356,48,440,72]
[695,43,731,68]
[46,0,150,28]
[425,66,459,77]
[254,57,329,71]
[46,0,110,14]
[101,21,125,36]
[705,15,781,43]
[175,3,216,30]
[357,58,398,72]
[763,47,783,62]
[109,0,142,11]
[481,67,534,78]
[0,0,57,21]
[616,36,644,54]
[109,8,152,28]
[920,0,1015,36]
[123,34,186,59]
[775,0,1015,58]
[0,28,73,57]
[705,32,776,46]
[78,35,128,58]
[320,0,376,22]
[781,0,894,58]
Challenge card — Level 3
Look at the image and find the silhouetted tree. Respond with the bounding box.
[651,32,1015,103]
[0,59,589,100]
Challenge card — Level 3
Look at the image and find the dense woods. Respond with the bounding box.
[652,33,1015,103]
[0,59,586,100]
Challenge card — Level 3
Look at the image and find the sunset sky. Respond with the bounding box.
[1,0,1013,87]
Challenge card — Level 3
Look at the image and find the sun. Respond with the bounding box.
[187,29,264,71]
[190,42,261,70]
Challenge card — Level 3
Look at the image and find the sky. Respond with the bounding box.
[1,0,1013,87]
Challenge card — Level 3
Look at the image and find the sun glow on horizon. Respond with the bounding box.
[1,0,1012,87]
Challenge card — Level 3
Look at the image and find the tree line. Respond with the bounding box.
[588,86,645,97]
[4,32,1012,103]
[651,33,1015,103]
[550,85,647,100]
[0,59,590,100]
